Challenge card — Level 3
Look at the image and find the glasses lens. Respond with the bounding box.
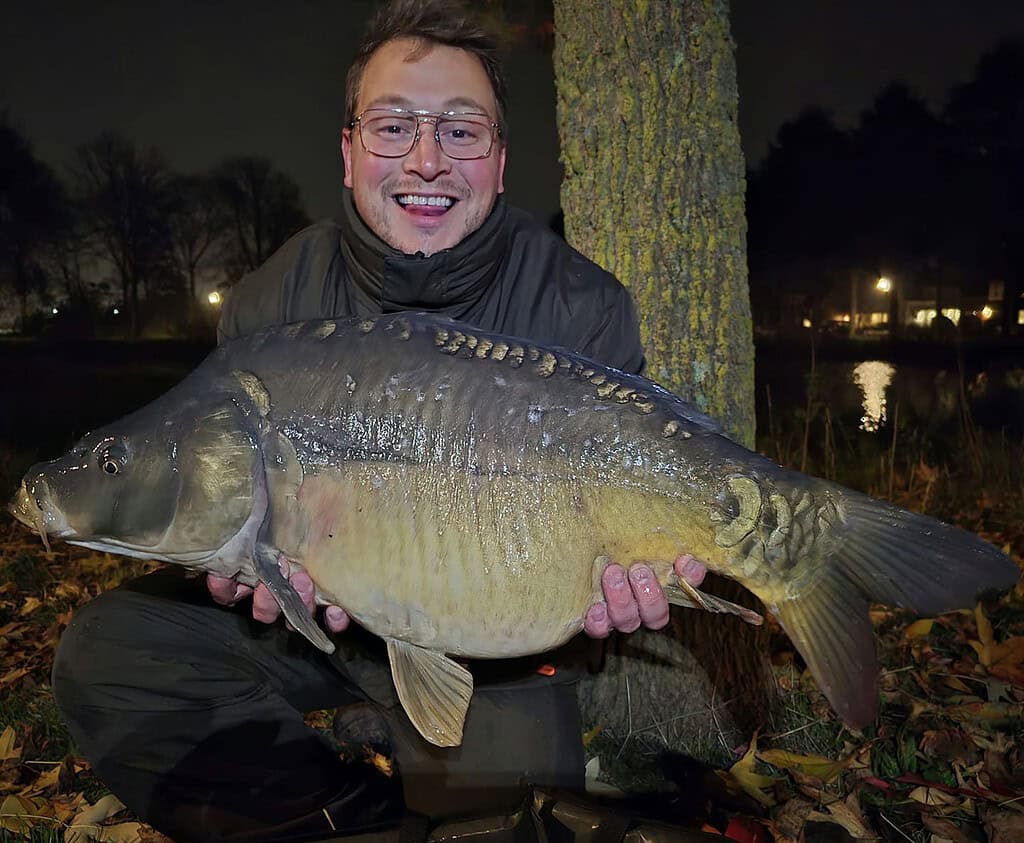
[360,113,418,156]
[437,118,493,159]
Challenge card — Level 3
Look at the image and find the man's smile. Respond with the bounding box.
[395,193,457,217]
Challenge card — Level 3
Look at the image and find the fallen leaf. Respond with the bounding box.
[908,785,960,807]
[984,809,1024,843]
[99,821,143,842]
[66,794,127,843]
[25,762,62,794]
[0,665,33,688]
[721,735,781,807]
[757,748,851,784]
[904,618,934,642]
[921,813,974,843]
[19,596,43,616]
[0,793,49,833]
[0,726,20,762]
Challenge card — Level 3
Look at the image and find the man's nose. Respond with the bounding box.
[402,125,452,179]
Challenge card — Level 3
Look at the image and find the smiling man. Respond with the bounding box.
[51,1,706,841]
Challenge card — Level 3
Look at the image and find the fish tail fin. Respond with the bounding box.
[773,488,1019,729]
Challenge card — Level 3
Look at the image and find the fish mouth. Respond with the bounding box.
[8,481,74,551]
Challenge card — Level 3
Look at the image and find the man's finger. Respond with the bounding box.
[252,583,281,624]
[628,564,670,630]
[290,570,317,614]
[602,564,641,633]
[675,554,707,587]
[207,575,252,606]
[583,602,612,639]
[324,606,350,633]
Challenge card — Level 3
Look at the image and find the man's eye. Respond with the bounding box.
[441,122,483,144]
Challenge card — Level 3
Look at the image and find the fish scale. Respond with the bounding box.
[10,312,1019,747]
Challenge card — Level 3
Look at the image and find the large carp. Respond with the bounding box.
[9,313,1019,747]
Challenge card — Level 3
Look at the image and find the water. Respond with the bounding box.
[756,341,1024,441]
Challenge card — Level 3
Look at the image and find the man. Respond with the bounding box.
[53,1,706,840]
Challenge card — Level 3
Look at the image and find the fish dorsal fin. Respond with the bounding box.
[773,570,877,730]
[386,638,474,747]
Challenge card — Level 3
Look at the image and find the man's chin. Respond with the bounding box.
[390,218,464,256]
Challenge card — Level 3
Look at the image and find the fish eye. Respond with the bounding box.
[99,444,128,476]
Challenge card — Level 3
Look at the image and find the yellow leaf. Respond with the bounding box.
[757,748,851,784]
[908,785,959,807]
[99,821,143,842]
[724,735,780,806]
[19,596,43,616]
[25,764,61,794]
[0,794,48,833]
[974,604,995,667]
[904,618,934,641]
[0,726,19,762]
[582,725,602,748]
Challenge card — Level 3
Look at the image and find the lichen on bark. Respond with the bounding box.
[552,0,754,446]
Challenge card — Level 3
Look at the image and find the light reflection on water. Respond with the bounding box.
[852,361,896,432]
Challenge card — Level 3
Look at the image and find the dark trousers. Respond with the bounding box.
[52,568,585,842]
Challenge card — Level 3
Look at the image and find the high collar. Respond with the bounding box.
[338,187,508,315]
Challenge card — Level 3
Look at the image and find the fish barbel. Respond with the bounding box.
[9,313,1019,746]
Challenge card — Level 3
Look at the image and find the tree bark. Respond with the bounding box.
[552,0,770,764]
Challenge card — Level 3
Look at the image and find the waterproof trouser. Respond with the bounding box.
[52,567,585,842]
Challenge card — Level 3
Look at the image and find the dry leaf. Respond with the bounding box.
[19,596,43,616]
[99,821,143,842]
[0,726,20,762]
[66,794,128,843]
[908,785,961,807]
[722,734,781,807]
[0,665,33,688]
[757,748,851,784]
[984,809,1024,843]
[0,793,49,833]
[921,813,973,843]
[25,763,62,794]
[904,618,934,642]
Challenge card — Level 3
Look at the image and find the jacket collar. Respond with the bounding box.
[338,187,507,313]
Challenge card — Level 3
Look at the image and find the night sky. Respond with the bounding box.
[3,0,1022,224]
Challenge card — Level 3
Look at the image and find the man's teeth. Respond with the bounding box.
[397,195,454,207]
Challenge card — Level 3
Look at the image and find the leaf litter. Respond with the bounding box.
[2,477,1024,841]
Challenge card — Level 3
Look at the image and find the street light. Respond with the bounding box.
[876,277,892,293]
[208,291,222,306]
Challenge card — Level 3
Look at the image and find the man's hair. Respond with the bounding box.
[345,0,508,131]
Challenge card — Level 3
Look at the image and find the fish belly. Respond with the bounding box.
[274,462,702,658]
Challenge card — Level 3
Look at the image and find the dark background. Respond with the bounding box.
[3,0,1021,222]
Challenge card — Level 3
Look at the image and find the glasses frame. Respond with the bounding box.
[350,107,503,161]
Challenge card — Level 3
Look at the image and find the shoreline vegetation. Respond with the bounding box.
[2,339,1023,842]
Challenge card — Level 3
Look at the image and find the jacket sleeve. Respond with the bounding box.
[217,223,341,345]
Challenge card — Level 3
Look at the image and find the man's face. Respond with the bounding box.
[342,38,506,256]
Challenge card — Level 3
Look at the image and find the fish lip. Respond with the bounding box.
[8,481,73,538]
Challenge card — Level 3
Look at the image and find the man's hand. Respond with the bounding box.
[584,555,707,638]
[206,572,351,633]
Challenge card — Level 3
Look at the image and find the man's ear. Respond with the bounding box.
[342,128,354,188]
[497,143,507,195]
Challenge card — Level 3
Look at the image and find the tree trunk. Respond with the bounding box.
[552,0,770,768]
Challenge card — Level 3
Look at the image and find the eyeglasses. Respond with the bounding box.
[350,108,502,160]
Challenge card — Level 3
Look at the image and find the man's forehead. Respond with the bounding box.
[358,38,496,116]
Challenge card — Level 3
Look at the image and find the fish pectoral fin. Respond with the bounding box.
[386,639,473,748]
[773,571,877,730]
[664,576,765,626]
[253,542,335,655]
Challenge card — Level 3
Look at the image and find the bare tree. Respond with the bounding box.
[0,118,66,332]
[74,132,171,337]
[166,174,230,310]
[213,157,309,279]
